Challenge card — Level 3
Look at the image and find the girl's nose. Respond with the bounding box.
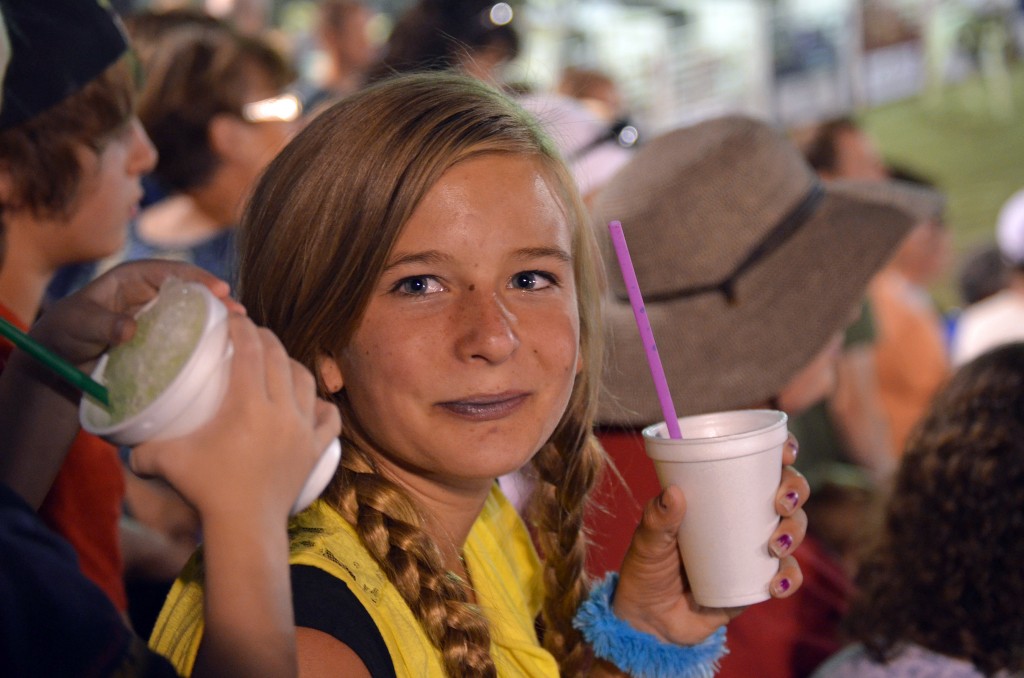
[453,289,519,364]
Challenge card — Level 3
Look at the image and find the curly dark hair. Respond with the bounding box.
[844,342,1024,674]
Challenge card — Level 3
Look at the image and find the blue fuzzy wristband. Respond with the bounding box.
[573,573,728,678]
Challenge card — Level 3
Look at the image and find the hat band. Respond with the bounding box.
[643,181,825,306]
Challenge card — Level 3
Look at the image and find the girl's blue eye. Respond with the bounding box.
[395,276,442,295]
[511,271,555,291]
[403,278,427,294]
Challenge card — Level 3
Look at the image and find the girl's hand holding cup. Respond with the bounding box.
[612,432,809,646]
[129,315,341,523]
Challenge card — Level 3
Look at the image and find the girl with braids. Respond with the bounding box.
[150,72,810,677]
[815,342,1024,677]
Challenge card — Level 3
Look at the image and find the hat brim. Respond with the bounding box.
[598,179,943,426]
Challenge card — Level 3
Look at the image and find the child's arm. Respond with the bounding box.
[0,260,240,508]
[130,315,341,678]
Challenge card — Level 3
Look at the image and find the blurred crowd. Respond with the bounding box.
[2,1,1024,677]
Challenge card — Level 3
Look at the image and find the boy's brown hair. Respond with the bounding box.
[0,55,135,220]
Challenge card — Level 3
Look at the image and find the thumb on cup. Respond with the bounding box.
[312,400,342,458]
[630,485,687,561]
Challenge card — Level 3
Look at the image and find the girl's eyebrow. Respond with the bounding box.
[514,246,573,263]
[383,250,451,273]
[383,247,572,272]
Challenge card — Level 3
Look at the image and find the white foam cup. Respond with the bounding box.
[80,282,339,515]
[642,409,788,608]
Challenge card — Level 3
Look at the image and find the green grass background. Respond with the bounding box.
[860,66,1024,310]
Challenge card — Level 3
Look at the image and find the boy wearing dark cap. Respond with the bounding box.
[0,4,340,676]
[0,0,157,613]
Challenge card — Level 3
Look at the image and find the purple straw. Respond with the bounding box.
[608,221,682,439]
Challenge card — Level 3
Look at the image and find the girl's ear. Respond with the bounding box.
[317,355,345,393]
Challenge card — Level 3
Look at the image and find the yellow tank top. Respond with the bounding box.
[149,485,559,677]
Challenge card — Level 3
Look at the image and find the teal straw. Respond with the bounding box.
[0,316,110,407]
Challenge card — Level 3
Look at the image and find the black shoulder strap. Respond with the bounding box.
[291,564,397,678]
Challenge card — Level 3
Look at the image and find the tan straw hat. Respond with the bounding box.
[592,115,944,426]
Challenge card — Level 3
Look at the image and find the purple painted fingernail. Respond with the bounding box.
[781,491,799,511]
[787,438,799,458]
[772,534,793,557]
[774,578,791,595]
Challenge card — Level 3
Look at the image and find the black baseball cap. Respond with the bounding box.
[0,0,129,130]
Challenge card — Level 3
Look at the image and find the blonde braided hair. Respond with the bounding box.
[324,425,497,676]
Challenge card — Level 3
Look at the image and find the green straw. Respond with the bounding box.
[0,316,110,407]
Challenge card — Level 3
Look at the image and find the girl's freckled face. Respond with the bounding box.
[336,154,581,492]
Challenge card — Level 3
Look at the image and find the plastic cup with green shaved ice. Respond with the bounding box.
[80,277,232,446]
[80,277,341,515]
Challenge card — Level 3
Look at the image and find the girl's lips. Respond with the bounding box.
[436,392,529,421]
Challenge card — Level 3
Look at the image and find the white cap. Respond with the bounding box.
[997,188,1024,265]
[517,93,634,199]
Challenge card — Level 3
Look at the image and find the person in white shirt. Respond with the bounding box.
[951,188,1024,365]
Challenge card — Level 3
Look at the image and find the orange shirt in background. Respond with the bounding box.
[868,270,949,456]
